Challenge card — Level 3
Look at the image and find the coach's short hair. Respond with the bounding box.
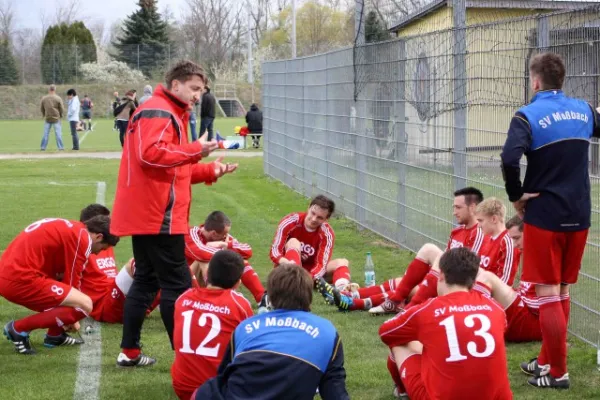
[85,215,119,247]
[506,215,523,232]
[207,250,244,289]
[530,52,566,90]
[439,247,480,289]
[165,60,207,90]
[80,204,110,222]
[268,264,313,312]
[204,211,231,233]
[475,197,506,222]
[310,195,335,218]
[454,187,484,206]
[67,88,76,96]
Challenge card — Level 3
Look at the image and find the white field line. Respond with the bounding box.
[78,123,96,145]
[73,181,106,400]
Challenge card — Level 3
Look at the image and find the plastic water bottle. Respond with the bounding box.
[364,252,376,287]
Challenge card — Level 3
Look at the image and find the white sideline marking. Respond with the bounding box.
[73,181,106,400]
[79,123,96,145]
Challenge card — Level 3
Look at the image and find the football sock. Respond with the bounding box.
[560,293,571,324]
[14,307,87,333]
[284,248,302,266]
[357,279,396,298]
[390,258,430,303]
[538,295,567,377]
[387,354,405,392]
[122,348,141,359]
[332,266,351,290]
[241,263,265,303]
[46,326,64,337]
[405,270,439,308]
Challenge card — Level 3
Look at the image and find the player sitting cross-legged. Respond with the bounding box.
[171,250,253,400]
[270,195,352,290]
[379,247,512,400]
[184,211,267,311]
[0,216,119,354]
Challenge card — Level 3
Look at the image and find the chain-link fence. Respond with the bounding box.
[262,5,600,347]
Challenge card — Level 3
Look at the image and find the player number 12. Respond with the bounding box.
[439,314,496,362]
[179,310,222,357]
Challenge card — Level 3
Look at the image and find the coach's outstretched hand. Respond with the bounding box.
[200,139,219,157]
[213,156,238,178]
[512,192,540,218]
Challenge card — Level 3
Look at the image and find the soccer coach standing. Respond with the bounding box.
[111,60,237,368]
[501,52,600,389]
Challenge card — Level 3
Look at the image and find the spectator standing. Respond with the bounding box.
[81,94,94,131]
[66,88,80,151]
[139,85,153,105]
[200,86,216,140]
[114,91,137,147]
[112,91,120,131]
[40,84,65,151]
[245,103,263,148]
[189,100,199,141]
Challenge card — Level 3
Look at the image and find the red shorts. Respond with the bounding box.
[0,275,71,312]
[173,385,194,400]
[399,354,430,400]
[91,282,125,324]
[504,294,541,343]
[522,223,588,285]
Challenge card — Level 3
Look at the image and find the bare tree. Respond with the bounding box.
[0,0,15,42]
[52,0,86,25]
[13,28,43,83]
[368,0,426,30]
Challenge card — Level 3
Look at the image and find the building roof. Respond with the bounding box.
[389,0,600,32]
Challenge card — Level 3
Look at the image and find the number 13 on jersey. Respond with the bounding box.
[439,314,496,362]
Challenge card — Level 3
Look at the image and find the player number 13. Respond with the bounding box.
[439,314,495,362]
[179,310,221,357]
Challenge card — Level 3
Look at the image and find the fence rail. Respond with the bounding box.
[262,5,600,347]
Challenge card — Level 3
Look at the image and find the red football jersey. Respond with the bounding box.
[516,281,539,313]
[478,230,520,286]
[81,247,117,304]
[270,212,335,278]
[446,224,488,255]
[171,288,252,395]
[380,291,512,400]
[0,218,92,289]
[185,225,253,265]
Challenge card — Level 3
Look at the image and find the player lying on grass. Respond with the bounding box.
[171,250,253,400]
[270,195,352,290]
[379,247,512,400]
[0,215,119,354]
[317,187,488,313]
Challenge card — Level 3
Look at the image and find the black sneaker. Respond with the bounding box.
[315,278,337,305]
[528,373,570,389]
[3,321,36,355]
[257,292,270,315]
[116,352,156,368]
[44,332,84,348]
[520,357,550,377]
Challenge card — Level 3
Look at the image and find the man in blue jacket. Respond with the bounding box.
[501,52,600,389]
[193,263,349,400]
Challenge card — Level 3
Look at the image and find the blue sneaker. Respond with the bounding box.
[3,321,36,355]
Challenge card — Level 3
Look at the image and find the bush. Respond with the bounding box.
[79,61,146,84]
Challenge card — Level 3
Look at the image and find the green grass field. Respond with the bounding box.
[0,117,249,153]
[0,156,599,399]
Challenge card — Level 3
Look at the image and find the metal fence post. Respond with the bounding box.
[452,0,468,190]
[396,40,407,246]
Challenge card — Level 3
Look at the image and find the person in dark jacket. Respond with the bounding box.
[245,103,263,148]
[200,86,216,141]
[193,263,349,400]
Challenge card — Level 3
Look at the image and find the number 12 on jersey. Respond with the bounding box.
[179,310,222,357]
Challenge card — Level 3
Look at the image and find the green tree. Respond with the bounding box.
[112,0,172,78]
[364,11,390,43]
[0,39,19,85]
[41,22,97,84]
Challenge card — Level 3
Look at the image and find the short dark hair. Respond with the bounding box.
[268,264,313,311]
[165,60,207,90]
[439,247,480,289]
[84,215,120,247]
[80,204,110,222]
[506,215,523,232]
[204,211,231,233]
[529,52,566,90]
[207,250,244,289]
[453,187,484,206]
[309,195,335,218]
[67,88,76,96]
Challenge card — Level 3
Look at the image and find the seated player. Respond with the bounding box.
[171,250,253,400]
[0,216,119,354]
[475,197,520,285]
[184,211,266,309]
[194,263,349,400]
[270,195,351,290]
[379,247,512,400]
[317,187,488,313]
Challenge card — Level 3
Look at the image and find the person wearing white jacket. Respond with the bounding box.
[67,88,80,150]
